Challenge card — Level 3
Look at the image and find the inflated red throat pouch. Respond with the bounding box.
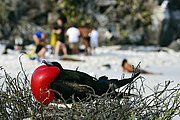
[31,65,60,105]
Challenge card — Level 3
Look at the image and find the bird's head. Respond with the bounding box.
[31,60,62,105]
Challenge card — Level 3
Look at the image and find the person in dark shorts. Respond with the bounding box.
[52,17,67,57]
[33,32,46,59]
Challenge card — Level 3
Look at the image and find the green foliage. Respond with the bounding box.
[0,1,10,23]
[117,0,153,25]
[115,0,154,43]
[0,0,160,44]
[53,0,154,43]
[55,0,94,27]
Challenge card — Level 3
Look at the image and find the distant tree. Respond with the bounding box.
[0,1,10,23]
[53,0,95,27]
[0,0,156,45]
[114,0,154,44]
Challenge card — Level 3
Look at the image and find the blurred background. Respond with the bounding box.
[0,0,179,50]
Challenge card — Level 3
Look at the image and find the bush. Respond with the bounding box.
[0,58,179,119]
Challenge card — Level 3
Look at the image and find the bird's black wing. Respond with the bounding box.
[50,70,97,102]
[58,69,97,85]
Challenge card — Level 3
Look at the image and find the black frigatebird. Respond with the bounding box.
[31,60,140,105]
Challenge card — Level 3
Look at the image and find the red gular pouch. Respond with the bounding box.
[31,65,60,105]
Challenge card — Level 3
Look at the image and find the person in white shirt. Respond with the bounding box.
[66,25,80,54]
[89,28,99,54]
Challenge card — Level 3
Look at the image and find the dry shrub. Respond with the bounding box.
[0,57,179,119]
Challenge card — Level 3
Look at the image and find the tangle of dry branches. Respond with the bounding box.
[0,56,179,119]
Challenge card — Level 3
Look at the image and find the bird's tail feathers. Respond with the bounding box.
[115,72,140,88]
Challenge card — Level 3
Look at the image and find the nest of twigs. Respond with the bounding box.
[0,57,179,119]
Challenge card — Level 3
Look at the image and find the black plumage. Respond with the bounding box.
[43,61,140,102]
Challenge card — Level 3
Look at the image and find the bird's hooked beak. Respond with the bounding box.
[42,60,54,66]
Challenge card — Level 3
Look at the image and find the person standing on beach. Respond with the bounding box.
[66,25,80,54]
[79,27,92,55]
[89,27,99,54]
[52,17,67,57]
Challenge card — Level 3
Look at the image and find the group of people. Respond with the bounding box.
[1,16,159,75]
[33,17,99,59]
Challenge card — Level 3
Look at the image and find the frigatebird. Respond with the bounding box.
[31,60,140,105]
